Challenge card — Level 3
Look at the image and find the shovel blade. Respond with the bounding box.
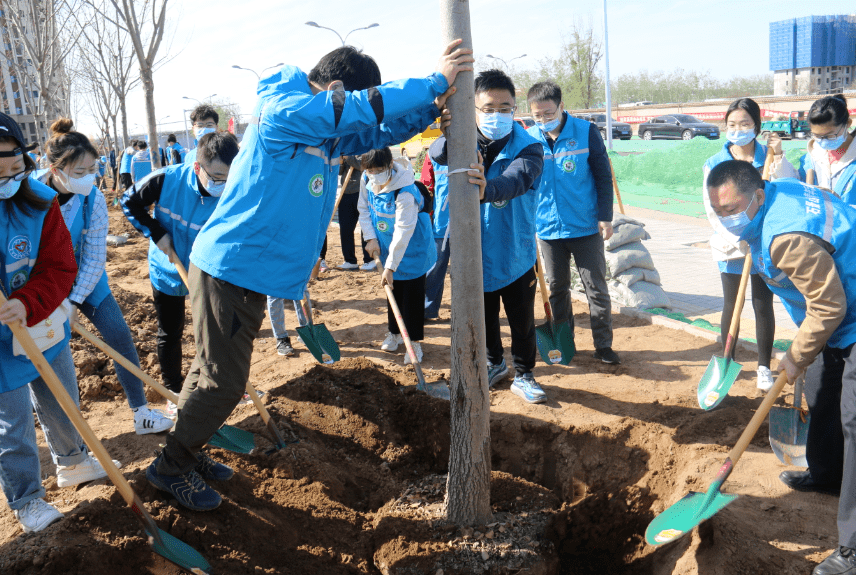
[208,425,255,454]
[645,489,739,546]
[769,406,810,467]
[535,321,575,366]
[148,526,211,574]
[296,323,340,364]
[419,380,451,401]
[697,356,743,410]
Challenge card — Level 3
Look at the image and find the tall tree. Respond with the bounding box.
[538,19,604,109]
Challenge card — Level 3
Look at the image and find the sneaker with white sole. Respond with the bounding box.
[133,406,174,435]
[404,341,423,365]
[338,261,359,270]
[319,259,329,272]
[487,358,509,388]
[757,366,775,392]
[14,498,64,533]
[165,400,178,420]
[276,337,295,357]
[57,454,122,487]
[381,332,403,352]
[360,262,377,271]
[510,373,547,404]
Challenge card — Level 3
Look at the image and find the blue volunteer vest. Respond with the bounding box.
[528,114,599,240]
[431,159,450,239]
[366,180,436,280]
[482,123,540,292]
[0,180,71,392]
[120,148,133,174]
[741,179,856,349]
[148,163,220,296]
[799,151,856,205]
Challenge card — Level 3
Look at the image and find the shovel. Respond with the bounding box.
[295,295,340,364]
[769,373,809,466]
[534,249,575,365]
[372,255,450,401]
[71,321,256,454]
[697,252,752,410]
[0,293,210,574]
[646,370,789,546]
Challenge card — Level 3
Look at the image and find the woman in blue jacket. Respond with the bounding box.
[42,118,173,435]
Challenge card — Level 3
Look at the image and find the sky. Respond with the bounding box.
[77,0,856,138]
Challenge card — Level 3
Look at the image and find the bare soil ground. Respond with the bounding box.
[0,203,837,574]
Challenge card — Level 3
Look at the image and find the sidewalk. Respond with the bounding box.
[622,205,799,343]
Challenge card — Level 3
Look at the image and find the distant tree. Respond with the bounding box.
[611,68,773,105]
[207,98,242,131]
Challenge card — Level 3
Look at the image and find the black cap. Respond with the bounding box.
[0,112,35,158]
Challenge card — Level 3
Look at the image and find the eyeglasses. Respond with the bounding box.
[725,122,754,131]
[531,110,560,122]
[193,121,217,129]
[812,124,847,141]
[0,169,33,187]
[475,105,517,115]
[200,165,227,185]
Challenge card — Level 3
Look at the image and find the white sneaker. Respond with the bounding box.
[14,498,64,533]
[403,341,423,365]
[166,400,178,420]
[57,454,122,487]
[133,406,174,434]
[360,262,377,271]
[338,261,359,270]
[757,366,775,392]
[381,332,403,352]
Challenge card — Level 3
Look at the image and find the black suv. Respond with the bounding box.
[576,113,633,140]
[636,114,719,140]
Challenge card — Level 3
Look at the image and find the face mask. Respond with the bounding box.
[478,113,514,140]
[815,128,848,151]
[726,129,756,147]
[537,116,562,133]
[59,171,96,196]
[0,179,21,200]
[367,169,391,187]
[717,194,757,236]
[194,126,216,139]
[205,181,226,197]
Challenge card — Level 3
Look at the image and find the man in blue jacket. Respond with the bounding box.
[707,161,856,575]
[430,69,545,404]
[145,41,473,511]
[527,81,619,365]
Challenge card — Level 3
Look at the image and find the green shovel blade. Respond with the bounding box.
[297,323,340,364]
[697,356,742,410]
[208,425,255,454]
[769,406,810,467]
[645,489,739,546]
[535,321,575,366]
[148,526,211,574]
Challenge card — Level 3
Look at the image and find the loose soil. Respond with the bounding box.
[0,203,836,574]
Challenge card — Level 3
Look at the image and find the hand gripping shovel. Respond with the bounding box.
[70,321,256,454]
[372,255,450,401]
[533,248,575,365]
[0,294,210,574]
[769,373,810,466]
[646,370,789,546]
[697,252,752,410]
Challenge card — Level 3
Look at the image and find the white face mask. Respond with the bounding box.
[367,169,391,187]
[194,126,216,140]
[59,171,96,196]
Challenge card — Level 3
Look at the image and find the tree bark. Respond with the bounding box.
[140,65,161,168]
[439,0,493,527]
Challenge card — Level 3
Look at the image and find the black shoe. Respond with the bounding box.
[276,337,294,357]
[594,347,621,365]
[779,470,840,496]
[814,547,856,575]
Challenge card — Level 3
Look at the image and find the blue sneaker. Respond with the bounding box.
[510,373,547,404]
[195,452,234,482]
[146,460,222,511]
[487,358,509,388]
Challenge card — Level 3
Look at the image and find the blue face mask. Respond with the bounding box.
[537,116,562,133]
[717,194,757,236]
[0,179,21,200]
[205,181,226,197]
[815,128,848,151]
[478,113,514,140]
[726,129,756,147]
[194,126,216,140]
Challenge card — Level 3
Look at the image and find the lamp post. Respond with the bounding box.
[304,21,379,45]
[485,53,526,70]
[231,63,284,80]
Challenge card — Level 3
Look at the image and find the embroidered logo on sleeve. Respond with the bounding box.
[8,235,31,260]
[309,174,324,197]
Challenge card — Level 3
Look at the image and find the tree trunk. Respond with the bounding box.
[440,0,493,527]
[119,97,129,150]
[140,65,161,169]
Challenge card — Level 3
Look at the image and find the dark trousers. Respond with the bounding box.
[484,268,537,376]
[388,274,426,341]
[320,236,328,260]
[119,172,132,191]
[538,234,613,350]
[338,192,371,265]
[157,265,266,476]
[720,272,775,368]
[803,343,856,547]
[151,287,186,394]
[424,237,450,319]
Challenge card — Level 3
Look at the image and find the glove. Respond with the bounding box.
[156,234,178,264]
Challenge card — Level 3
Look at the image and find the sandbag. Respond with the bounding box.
[614,266,661,287]
[604,242,656,276]
[608,279,671,310]
[605,225,651,250]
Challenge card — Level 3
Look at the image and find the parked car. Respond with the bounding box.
[636,114,720,140]
[576,113,632,140]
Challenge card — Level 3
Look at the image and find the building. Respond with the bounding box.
[770,15,856,96]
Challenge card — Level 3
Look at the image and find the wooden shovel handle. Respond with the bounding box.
[534,248,553,323]
[607,156,625,215]
[727,371,790,464]
[723,253,753,356]
[761,147,775,181]
[168,248,191,289]
[806,169,815,186]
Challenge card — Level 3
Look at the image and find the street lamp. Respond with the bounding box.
[486,54,527,70]
[232,63,284,80]
[305,21,379,46]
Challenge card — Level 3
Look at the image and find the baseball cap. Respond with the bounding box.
[0,112,35,158]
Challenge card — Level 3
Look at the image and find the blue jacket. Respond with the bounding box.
[740,179,856,349]
[119,148,134,174]
[528,114,614,240]
[190,65,447,299]
[1,180,71,392]
[431,159,450,239]
[166,143,186,165]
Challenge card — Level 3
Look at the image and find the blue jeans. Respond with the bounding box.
[0,346,89,510]
[424,237,450,319]
[80,293,147,409]
[266,291,310,340]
